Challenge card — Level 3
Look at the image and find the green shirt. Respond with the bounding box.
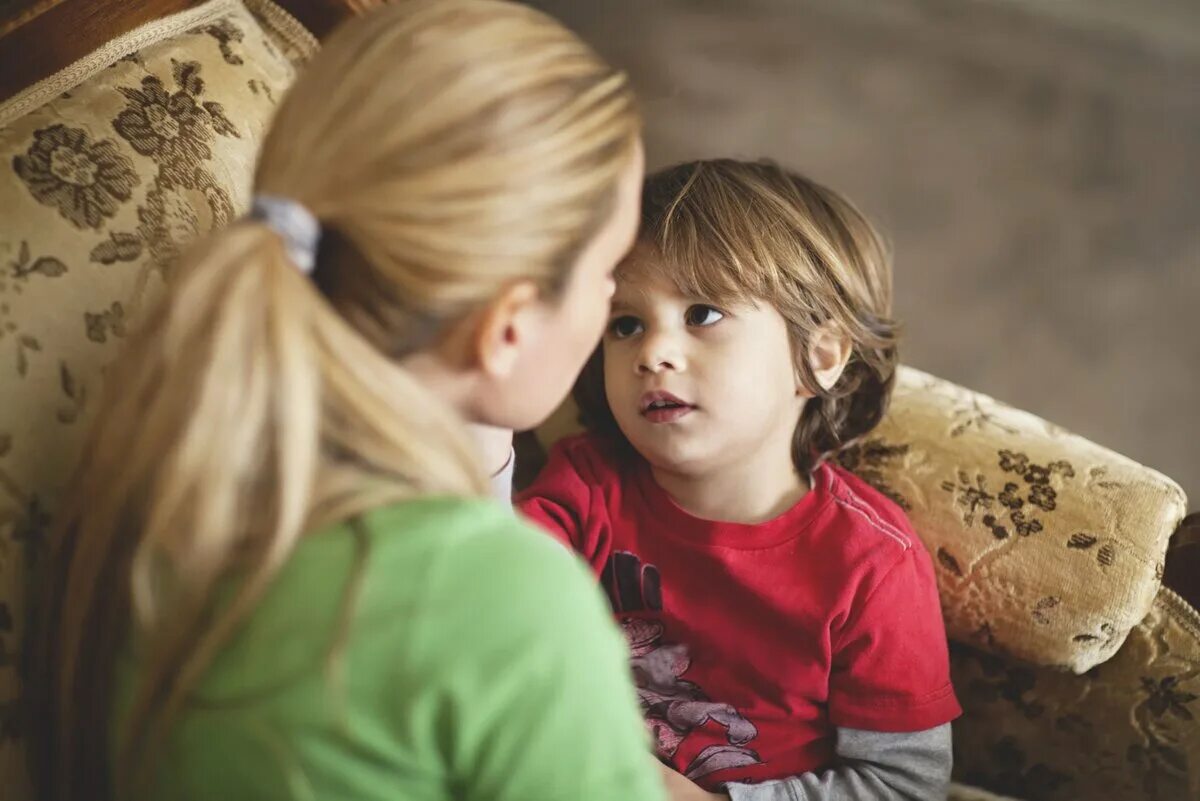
[113,497,664,801]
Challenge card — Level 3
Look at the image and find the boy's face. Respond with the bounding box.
[603,244,806,478]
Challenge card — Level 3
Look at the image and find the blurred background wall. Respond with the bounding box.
[529,0,1200,503]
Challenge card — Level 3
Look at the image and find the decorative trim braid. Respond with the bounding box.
[245,0,318,57]
[0,0,317,127]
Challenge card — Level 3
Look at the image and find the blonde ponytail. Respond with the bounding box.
[30,2,640,799]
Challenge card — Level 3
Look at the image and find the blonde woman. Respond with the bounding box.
[28,2,659,800]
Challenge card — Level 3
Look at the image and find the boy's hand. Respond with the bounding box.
[657,762,729,801]
[468,423,514,477]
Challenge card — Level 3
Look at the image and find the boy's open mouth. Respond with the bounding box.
[639,391,696,423]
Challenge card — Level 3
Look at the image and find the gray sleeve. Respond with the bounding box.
[489,446,516,502]
[724,724,952,801]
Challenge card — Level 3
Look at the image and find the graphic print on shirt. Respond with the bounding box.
[605,551,764,782]
[601,550,662,613]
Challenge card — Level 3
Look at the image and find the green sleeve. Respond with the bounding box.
[417,515,664,801]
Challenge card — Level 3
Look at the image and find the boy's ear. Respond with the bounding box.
[471,279,541,378]
[798,323,853,395]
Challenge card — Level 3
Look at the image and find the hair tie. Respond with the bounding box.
[249,194,321,274]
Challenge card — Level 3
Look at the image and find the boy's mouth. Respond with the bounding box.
[639,391,695,424]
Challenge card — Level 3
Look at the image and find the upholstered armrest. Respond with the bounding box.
[0,5,317,799]
[844,367,1186,673]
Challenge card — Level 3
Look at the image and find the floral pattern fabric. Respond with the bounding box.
[952,587,1200,801]
[831,366,1187,675]
[12,124,139,230]
[1,0,1194,799]
[0,3,314,798]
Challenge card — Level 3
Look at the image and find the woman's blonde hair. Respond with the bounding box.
[575,159,897,474]
[28,2,639,798]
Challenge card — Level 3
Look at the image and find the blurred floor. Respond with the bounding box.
[531,0,1200,504]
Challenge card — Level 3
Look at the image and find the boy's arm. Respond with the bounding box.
[722,725,952,801]
[665,545,959,801]
[709,523,961,800]
[719,526,960,801]
[826,545,961,733]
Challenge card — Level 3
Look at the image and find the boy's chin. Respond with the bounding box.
[631,436,715,477]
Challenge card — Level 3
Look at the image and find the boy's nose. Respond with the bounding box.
[636,332,684,374]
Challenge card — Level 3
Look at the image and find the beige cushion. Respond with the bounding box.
[537,366,1187,673]
[0,2,314,796]
[860,367,1186,672]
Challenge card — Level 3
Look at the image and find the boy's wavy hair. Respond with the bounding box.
[574,159,899,475]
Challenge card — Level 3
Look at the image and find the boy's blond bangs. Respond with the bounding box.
[633,160,891,327]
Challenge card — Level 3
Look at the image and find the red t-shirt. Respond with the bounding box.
[517,434,961,790]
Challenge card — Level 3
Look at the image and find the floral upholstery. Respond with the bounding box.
[0,2,314,797]
[951,587,1200,801]
[837,366,1187,674]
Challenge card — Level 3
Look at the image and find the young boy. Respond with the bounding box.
[517,160,961,800]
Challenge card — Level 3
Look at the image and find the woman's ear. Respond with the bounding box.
[798,323,852,395]
[470,279,542,379]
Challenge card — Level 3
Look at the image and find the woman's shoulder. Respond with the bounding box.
[343,496,620,686]
[355,495,577,569]
[335,495,604,627]
[205,497,605,694]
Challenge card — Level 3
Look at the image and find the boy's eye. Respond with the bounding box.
[685,305,724,327]
[609,315,643,339]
